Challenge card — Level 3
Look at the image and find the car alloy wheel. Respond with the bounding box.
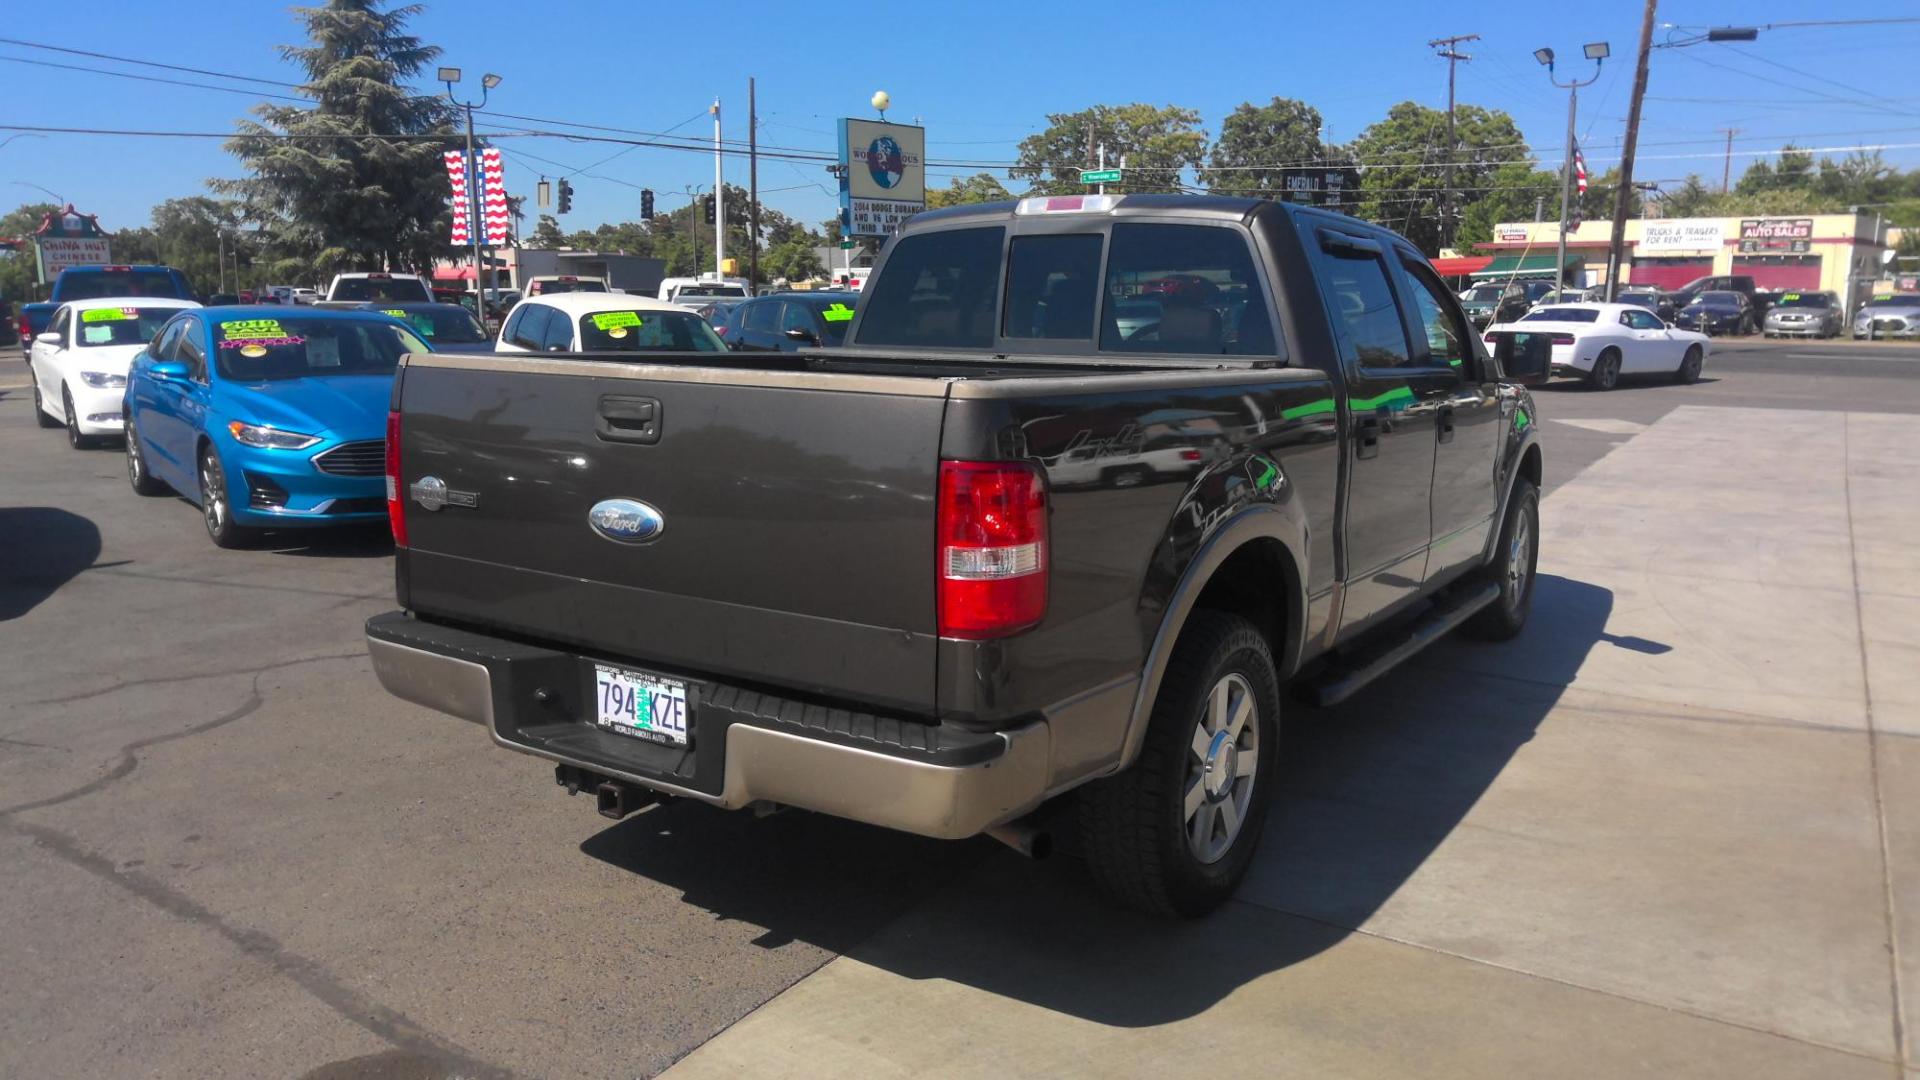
[62,386,90,449]
[1185,672,1261,864]
[201,453,227,536]
[1504,511,1533,618]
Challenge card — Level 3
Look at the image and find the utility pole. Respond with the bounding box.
[1429,34,1478,250]
[748,77,759,292]
[1603,0,1657,301]
[712,99,725,278]
[1719,127,1739,192]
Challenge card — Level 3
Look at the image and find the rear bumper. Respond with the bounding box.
[364,612,1052,839]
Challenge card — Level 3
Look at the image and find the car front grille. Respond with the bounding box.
[313,439,385,476]
[1873,318,1908,333]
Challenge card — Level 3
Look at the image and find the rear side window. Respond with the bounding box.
[1316,246,1410,368]
[507,304,552,350]
[1003,234,1103,340]
[1522,307,1600,323]
[540,306,576,351]
[1100,224,1275,355]
[855,226,1005,349]
[745,301,781,332]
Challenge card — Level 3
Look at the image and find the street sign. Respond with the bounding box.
[1079,169,1122,184]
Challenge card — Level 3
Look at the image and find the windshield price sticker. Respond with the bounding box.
[821,303,855,322]
[218,318,304,352]
[381,308,408,317]
[83,326,115,344]
[591,311,643,331]
[82,307,138,323]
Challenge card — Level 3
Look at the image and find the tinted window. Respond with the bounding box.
[1521,307,1600,323]
[540,306,576,351]
[1317,247,1409,368]
[1699,291,1742,306]
[507,304,552,349]
[372,306,488,344]
[75,306,183,347]
[529,279,607,295]
[178,321,208,381]
[781,302,816,335]
[794,296,856,346]
[1622,309,1663,330]
[1101,224,1274,355]
[745,301,781,332]
[331,277,431,302]
[58,269,185,300]
[1004,234,1103,340]
[675,283,747,299]
[576,309,726,353]
[149,319,185,361]
[855,226,1005,349]
[213,316,409,380]
[1400,260,1469,369]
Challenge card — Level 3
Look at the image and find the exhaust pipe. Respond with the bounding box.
[985,820,1052,860]
[595,780,657,820]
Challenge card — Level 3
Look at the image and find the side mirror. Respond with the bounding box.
[37,331,63,348]
[1491,331,1552,387]
[149,360,190,381]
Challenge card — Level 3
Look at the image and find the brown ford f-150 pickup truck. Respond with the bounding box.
[366,194,1550,916]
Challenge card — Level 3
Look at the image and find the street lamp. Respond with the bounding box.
[443,68,503,300]
[10,179,65,205]
[1537,42,1608,296]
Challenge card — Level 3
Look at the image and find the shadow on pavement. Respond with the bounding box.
[0,507,102,621]
[583,573,1629,1025]
[1539,376,1720,393]
[258,524,395,558]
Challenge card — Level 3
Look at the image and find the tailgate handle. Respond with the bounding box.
[596,395,661,445]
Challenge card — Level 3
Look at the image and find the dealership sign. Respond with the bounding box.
[1640,220,1723,252]
[1496,226,1530,242]
[1738,217,1814,254]
[839,118,926,239]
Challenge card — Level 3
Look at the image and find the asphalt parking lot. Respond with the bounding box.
[3,337,1918,1079]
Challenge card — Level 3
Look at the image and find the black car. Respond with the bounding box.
[723,291,858,351]
[352,301,492,345]
[1673,290,1754,336]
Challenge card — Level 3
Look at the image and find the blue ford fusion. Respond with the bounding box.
[123,306,428,547]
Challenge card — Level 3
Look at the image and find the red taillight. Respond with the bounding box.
[17,315,30,342]
[1179,449,1202,462]
[385,409,407,546]
[937,461,1048,639]
[1551,333,1576,345]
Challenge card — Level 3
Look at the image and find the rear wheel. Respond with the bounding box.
[1673,345,1703,385]
[199,445,258,549]
[1586,348,1621,392]
[1464,479,1539,641]
[1080,610,1280,917]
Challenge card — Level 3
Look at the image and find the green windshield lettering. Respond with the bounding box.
[591,311,643,331]
[821,302,855,323]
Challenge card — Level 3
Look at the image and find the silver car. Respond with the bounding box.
[1763,291,1841,338]
[1853,295,1920,339]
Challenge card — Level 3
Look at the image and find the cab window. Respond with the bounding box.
[1003,234,1103,340]
[1398,258,1470,369]
[1101,224,1276,355]
[1316,244,1410,368]
[854,226,1005,349]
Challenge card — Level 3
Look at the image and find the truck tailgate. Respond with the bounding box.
[396,353,948,714]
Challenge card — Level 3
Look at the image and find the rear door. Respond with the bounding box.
[1306,225,1443,634]
[397,355,949,713]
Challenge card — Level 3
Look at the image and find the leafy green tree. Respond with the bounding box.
[216,0,457,276]
[1350,102,1530,254]
[1010,104,1207,195]
[527,214,566,249]
[0,202,61,302]
[1455,161,1559,248]
[926,173,1013,209]
[763,237,825,283]
[1206,97,1341,201]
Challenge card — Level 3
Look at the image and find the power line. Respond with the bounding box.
[0,35,301,87]
[0,54,307,102]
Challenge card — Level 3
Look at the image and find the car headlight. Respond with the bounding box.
[227,421,321,450]
[79,371,127,389]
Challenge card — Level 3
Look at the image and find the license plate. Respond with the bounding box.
[592,664,691,747]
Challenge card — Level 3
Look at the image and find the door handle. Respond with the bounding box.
[1437,404,1456,444]
[1354,415,1382,460]
[595,395,661,444]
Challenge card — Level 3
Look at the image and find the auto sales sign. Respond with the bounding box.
[1738,217,1814,254]
[839,118,926,239]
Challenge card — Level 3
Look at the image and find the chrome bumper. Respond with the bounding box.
[366,626,1052,840]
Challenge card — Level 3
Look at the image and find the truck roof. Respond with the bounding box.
[910,192,1276,228]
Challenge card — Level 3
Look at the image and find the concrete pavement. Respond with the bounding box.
[665,405,1917,1079]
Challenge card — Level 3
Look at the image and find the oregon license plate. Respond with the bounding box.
[592,664,690,746]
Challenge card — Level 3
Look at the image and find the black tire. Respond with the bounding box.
[1464,478,1539,641]
[62,385,95,449]
[1079,610,1281,918]
[198,445,258,549]
[1586,348,1621,392]
[30,369,61,428]
[124,413,167,496]
[1673,345,1703,385]
[1103,465,1150,489]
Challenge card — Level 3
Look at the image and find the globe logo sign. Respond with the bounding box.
[866,136,906,189]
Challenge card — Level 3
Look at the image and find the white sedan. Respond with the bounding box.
[1484,301,1710,391]
[28,296,201,448]
[494,292,727,355]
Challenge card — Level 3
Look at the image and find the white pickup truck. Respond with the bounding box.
[320,272,434,307]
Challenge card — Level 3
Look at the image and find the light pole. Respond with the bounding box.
[440,67,502,299]
[10,179,65,205]
[1536,42,1608,296]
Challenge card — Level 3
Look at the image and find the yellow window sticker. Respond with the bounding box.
[821,302,855,323]
[1782,293,1800,301]
[82,307,138,323]
[591,310,643,331]
[381,309,408,317]
[221,319,286,340]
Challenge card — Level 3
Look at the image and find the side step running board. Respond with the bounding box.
[1302,581,1501,707]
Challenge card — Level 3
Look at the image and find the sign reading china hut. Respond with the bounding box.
[33,205,111,283]
[1738,217,1814,254]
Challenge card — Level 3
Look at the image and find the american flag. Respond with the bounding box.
[1573,143,1589,196]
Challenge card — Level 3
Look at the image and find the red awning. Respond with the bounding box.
[1430,255,1493,276]
[433,267,475,281]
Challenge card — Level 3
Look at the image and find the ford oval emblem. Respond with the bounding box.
[588,498,664,544]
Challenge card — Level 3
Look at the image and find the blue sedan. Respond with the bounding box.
[123,306,428,547]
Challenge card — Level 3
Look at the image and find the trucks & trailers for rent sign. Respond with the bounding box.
[839,118,926,239]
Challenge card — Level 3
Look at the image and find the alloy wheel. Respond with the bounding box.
[201,455,227,536]
[1506,511,1533,615]
[1184,672,1260,865]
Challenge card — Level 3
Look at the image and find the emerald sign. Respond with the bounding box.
[1079,169,1122,184]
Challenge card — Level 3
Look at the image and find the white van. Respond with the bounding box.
[657,276,750,305]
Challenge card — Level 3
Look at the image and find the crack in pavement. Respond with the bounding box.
[10,648,369,710]
[87,564,389,602]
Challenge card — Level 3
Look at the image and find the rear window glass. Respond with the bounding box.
[794,297,857,346]
[75,306,181,347]
[331,277,431,302]
[529,279,608,295]
[213,316,411,380]
[374,306,488,344]
[59,269,184,300]
[1102,224,1275,355]
[1521,307,1600,323]
[576,309,726,353]
[674,283,747,299]
[855,226,1005,349]
[1004,234,1103,340]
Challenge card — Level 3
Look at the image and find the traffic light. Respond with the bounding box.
[702,194,715,224]
[557,178,574,214]
[640,188,654,220]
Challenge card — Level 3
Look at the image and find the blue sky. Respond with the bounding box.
[5,1,1918,235]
